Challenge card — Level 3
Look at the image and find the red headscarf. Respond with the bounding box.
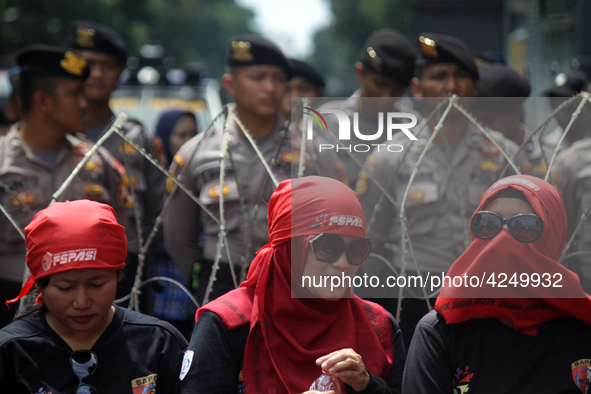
[435,175,591,335]
[198,176,394,393]
[7,200,127,305]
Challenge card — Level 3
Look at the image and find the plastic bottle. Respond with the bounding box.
[309,370,342,393]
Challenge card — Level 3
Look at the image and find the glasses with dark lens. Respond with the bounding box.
[70,350,98,394]
[471,211,544,243]
[309,233,372,266]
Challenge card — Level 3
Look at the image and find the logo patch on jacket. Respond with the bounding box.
[572,359,591,393]
[132,374,157,394]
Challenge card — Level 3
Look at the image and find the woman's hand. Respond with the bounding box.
[316,348,370,392]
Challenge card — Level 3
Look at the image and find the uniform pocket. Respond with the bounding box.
[395,181,439,236]
[200,178,242,236]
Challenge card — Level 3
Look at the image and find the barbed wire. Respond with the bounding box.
[3,95,590,323]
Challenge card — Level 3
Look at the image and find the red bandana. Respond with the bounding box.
[435,175,591,335]
[198,176,394,393]
[7,200,127,305]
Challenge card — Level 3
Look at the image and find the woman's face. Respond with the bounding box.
[485,197,536,218]
[302,235,361,300]
[42,269,119,336]
[169,115,197,157]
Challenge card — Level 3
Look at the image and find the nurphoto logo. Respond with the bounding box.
[303,106,418,153]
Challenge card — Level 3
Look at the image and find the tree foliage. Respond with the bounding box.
[0,0,255,77]
[310,0,409,96]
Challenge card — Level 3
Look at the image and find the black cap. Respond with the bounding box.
[68,20,127,63]
[416,33,479,80]
[545,71,588,97]
[16,45,90,81]
[360,29,416,86]
[472,63,530,110]
[226,35,292,79]
[289,59,325,88]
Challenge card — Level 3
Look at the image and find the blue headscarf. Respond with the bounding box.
[155,110,196,163]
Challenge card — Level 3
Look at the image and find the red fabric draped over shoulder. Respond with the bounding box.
[435,175,591,335]
[197,176,394,393]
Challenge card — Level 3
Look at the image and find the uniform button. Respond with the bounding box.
[9,138,21,150]
[416,138,427,148]
[470,135,480,144]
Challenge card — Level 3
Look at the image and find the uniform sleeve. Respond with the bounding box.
[163,150,203,281]
[138,129,167,240]
[181,311,245,394]
[401,315,452,394]
[155,324,189,394]
[97,147,130,230]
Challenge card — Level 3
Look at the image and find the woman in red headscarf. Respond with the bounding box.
[402,175,591,394]
[180,176,406,394]
[0,200,187,394]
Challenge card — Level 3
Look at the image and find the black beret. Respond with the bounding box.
[416,33,479,80]
[16,45,90,81]
[544,71,588,97]
[226,35,292,79]
[289,59,325,88]
[360,29,416,86]
[68,20,127,63]
[472,64,530,110]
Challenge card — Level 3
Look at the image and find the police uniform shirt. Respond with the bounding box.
[357,121,527,277]
[554,139,591,279]
[402,310,591,394]
[0,305,187,393]
[163,114,346,280]
[319,90,417,187]
[0,126,128,282]
[85,114,167,254]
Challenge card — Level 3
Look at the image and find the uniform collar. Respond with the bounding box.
[4,124,76,169]
[227,112,288,147]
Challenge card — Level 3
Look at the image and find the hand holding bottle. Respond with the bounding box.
[315,348,370,392]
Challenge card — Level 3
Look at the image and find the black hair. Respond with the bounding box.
[13,276,50,321]
[18,73,59,114]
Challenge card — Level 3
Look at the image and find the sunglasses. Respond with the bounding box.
[471,211,544,243]
[309,233,372,266]
[70,350,99,394]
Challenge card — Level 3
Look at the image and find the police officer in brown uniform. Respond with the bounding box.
[357,33,528,348]
[164,35,345,304]
[280,58,325,121]
[0,45,128,326]
[554,134,591,291]
[320,29,417,187]
[68,21,167,304]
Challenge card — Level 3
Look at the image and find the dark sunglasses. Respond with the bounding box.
[70,350,98,394]
[309,233,372,266]
[471,211,544,243]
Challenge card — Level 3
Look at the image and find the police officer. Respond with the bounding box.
[68,21,167,305]
[543,71,590,153]
[0,45,128,326]
[320,29,417,187]
[280,58,325,121]
[164,35,345,304]
[357,33,528,348]
[470,63,549,179]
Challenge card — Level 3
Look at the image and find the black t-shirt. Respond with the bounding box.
[0,305,188,394]
[180,311,406,394]
[403,310,591,393]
